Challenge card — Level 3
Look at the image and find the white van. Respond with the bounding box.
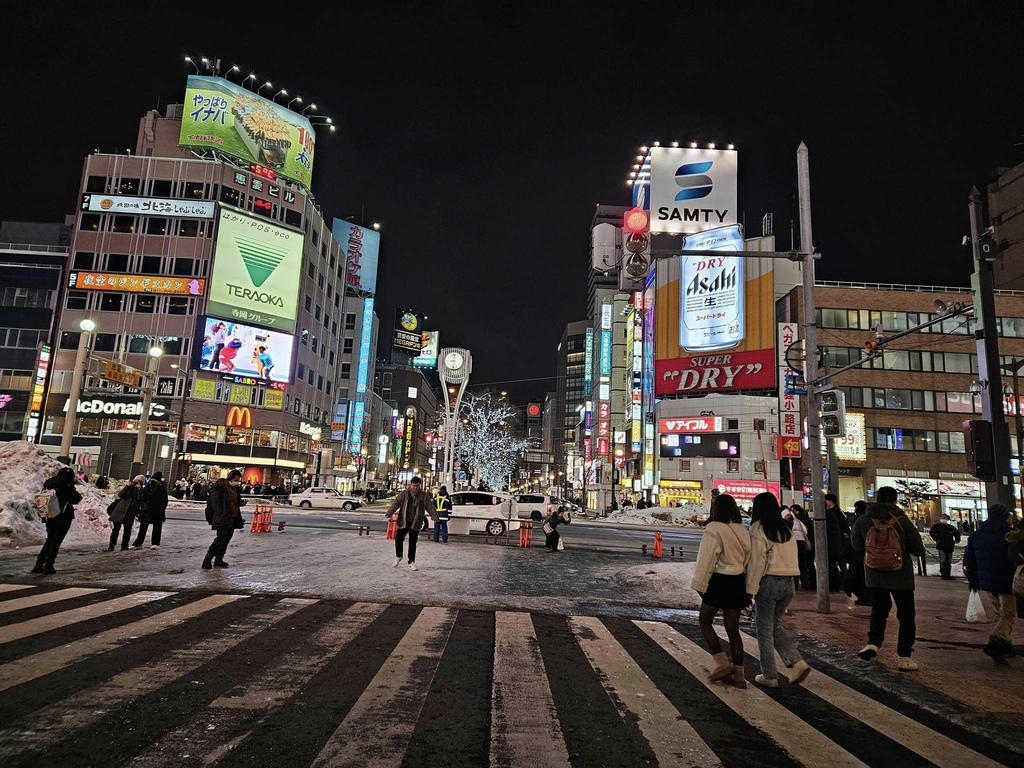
[436,490,520,536]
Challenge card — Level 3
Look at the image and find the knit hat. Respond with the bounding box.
[133,475,146,483]
[151,471,163,481]
[988,503,1012,520]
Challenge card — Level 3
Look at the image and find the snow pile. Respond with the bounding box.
[601,501,709,527]
[0,441,112,549]
[612,560,701,609]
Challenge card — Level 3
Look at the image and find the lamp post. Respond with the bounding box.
[58,319,95,465]
[129,346,162,479]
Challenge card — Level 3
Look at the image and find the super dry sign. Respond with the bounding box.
[226,406,253,428]
[658,416,723,434]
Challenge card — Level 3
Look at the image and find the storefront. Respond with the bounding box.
[656,479,704,507]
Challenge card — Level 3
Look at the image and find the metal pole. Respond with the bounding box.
[170,369,191,482]
[58,321,94,464]
[129,350,161,479]
[798,142,830,614]
[969,187,1016,509]
[1014,359,1024,515]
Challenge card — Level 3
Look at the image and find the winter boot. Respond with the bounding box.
[31,563,44,574]
[728,664,748,688]
[201,555,213,570]
[708,652,732,682]
[213,558,229,567]
[984,636,1012,665]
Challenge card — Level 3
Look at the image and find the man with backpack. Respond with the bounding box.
[850,485,925,670]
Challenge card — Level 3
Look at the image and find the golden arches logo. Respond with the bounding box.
[226,406,252,428]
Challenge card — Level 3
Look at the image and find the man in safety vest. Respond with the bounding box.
[433,485,452,543]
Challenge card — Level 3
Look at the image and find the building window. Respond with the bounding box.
[118,178,140,195]
[145,218,168,235]
[345,313,356,330]
[93,333,117,352]
[343,337,354,354]
[109,216,135,234]
[135,295,156,313]
[100,293,123,312]
[79,214,101,232]
[173,258,194,277]
[106,253,130,272]
[66,290,88,310]
[167,297,190,315]
[59,331,81,350]
[184,182,207,199]
[141,255,162,273]
[341,363,351,379]
[72,252,95,270]
[151,179,173,197]
[85,175,107,194]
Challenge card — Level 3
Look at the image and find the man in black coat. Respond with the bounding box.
[133,471,169,549]
[963,504,1017,664]
[202,469,244,570]
[928,513,961,580]
[33,466,82,575]
[824,493,852,594]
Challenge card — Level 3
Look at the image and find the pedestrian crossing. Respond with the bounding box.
[0,583,1017,768]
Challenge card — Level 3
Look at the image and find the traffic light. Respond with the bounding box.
[963,419,996,481]
[820,389,846,438]
[620,206,651,288]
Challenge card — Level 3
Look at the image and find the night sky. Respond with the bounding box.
[5,3,1024,405]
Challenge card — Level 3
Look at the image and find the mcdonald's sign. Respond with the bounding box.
[226,406,253,428]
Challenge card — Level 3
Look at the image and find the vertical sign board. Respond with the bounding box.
[331,219,381,295]
[777,322,801,440]
[356,297,374,394]
[584,327,594,397]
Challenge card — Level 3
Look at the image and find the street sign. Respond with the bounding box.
[784,373,807,396]
[104,361,142,388]
[784,340,805,374]
[774,434,801,459]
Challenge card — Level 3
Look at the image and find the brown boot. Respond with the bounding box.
[708,652,732,682]
[728,664,747,688]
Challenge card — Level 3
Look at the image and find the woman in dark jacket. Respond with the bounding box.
[33,466,82,574]
[543,506,571,552]
[108,475,144,551]
[202,469,244,570]
[133,471,169,548]
[963,504,1017,663]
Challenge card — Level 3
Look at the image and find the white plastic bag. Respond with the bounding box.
[557,537,564,551]
[965,590,988,623]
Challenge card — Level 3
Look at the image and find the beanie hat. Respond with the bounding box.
[151,471,163,481]
[133,475,146,483]
[988,503,1012,520]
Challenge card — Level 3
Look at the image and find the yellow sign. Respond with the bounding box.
[226,405,253,428]
[229,384,252,405]
[264,389,284,411]
[71,272,206,296]
[104,361,142,388]
[192,378,217,402]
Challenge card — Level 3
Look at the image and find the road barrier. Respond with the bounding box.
[519,521,533,548]
[653,531,663,559]
[249,504,274,533]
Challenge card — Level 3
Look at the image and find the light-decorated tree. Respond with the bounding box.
[455,391,534,491]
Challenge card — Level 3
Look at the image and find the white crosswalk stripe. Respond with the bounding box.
[0,585,35,594]
[0,590,175,645]
[0,587,105,615]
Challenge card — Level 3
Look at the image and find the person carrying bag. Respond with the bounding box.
[32,466,81,575]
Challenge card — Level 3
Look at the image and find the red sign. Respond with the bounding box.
[655,348,776,396]
[774,434,802,459]
[713,479,781,506]
[658,417,723,434]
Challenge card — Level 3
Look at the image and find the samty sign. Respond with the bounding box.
[656,349,775,394]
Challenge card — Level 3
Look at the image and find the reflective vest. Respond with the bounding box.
[435,494,451,520]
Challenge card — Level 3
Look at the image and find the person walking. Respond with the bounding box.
[824,493,851,594]
[202,469,244,569]
[386,476,431,570]
[691,493,752,688]
[963,503,1017,664]
[133,471,168,548]
[432,485,452,543]
[851,486,925,670]
[107,475,144,551]
[787,504,815,590]
[847,500,872,605]
[543,506,571,552]
[929,512,962,580]
[745,492,812,688]
[32,466,82,575]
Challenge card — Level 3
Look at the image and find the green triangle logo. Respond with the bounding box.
[236,236,288,288]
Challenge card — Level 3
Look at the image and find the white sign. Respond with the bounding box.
[81,194,216,218]
[827,412,866,462]
[649,147,738,235]
[778,323,801,439]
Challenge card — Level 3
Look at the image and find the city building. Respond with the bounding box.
[372,363,441,489]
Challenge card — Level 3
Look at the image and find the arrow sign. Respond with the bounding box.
[774,434,802,459]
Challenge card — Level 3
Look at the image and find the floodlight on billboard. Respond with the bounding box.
[178,76,316,188]
[331,220,381,295]
[207,207,304,333]
[648,147,737,234]
[197,316,296,384]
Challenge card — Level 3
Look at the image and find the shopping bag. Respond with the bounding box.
[965,589,988,623]
[1012,562,1024,598]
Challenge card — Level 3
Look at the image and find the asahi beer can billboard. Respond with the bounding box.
[648,147,738,235]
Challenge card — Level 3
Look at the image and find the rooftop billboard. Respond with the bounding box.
[648,147,737,235]
[331,220,381,295]
[197,316,296,384]
[178,75,316,189]
[207,207,304,333]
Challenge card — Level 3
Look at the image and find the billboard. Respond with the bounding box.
[648,147,737,234]
[69,271,205,296]
[393,308,423,353]
[660,432,740,458]
[654,235,776,396]
[412,331,439,369]
[207,207,304,333]
[81,194,215,218]
[356,297,375,394]
[197,317,295,384]
[331,220,381,295]
[178,75,316,188]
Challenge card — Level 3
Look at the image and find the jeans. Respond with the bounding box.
[395,526,419,563]
[133,522,162,547]
[754,575,803,680]
[109,516,135,550]
[937,548,953,578]
[867,587,916,657]
[206,528,234,560]
[985,592,1017,643]
[36,513,73,568]
[433,519,448,542]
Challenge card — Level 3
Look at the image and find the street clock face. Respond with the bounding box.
[444,351,465,370]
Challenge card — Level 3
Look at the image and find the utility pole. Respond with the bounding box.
[969,187,1016,509]
[798,143,830,614]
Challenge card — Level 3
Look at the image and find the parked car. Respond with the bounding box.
[513,493,553,521]
[287,487,362,510]
[429,490,520,536]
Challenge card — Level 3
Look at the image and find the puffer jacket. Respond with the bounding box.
[692,521,750,594]
[207,479,242,530]
[963,516,1015,594]
[850,502,924,590]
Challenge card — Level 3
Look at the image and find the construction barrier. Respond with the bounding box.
[385,517,398,540]
[519,520,533,548]
[653,530,663,559]
[249,504,273,533]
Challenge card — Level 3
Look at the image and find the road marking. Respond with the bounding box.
[570,616,721,768]
[0,597,316,754]
[0,587,105,614]
[0,590,175,645]
[739,633,1006,768]
[491,611,571,768]
[310,606,456,768]
[0,593,244,691]
[0,585,36,594]
[635,621,868,768]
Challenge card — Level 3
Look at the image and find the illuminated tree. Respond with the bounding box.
[455,391,534,490]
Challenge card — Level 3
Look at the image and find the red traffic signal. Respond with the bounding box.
[623,207,649,235]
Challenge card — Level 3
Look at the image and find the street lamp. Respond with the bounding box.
[129,346,163,479]
[58,319,95,465]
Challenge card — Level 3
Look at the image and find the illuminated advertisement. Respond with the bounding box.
[25,343,50,442]
[393,308,423,353]
[654,242,776,396]
[69,272,205,296]
[332,402,348,443]
[81,194,215,218]
[197,316,295,384]
[351,400,365,453]
[658,416,724,434]
[679,225,745,352]
[660,432,740,458]
[648,147,738,235]
[584,327,594,396]
[207,207,303,333]
[822,412,867,462]
[331,220,381,295]
[713,479,781,506]
[412,331,439,369]
[356,297,374,393]
[178,75,316,188]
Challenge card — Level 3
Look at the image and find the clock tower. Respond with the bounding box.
[437,347,471,489]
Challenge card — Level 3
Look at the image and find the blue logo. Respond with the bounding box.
[674,161,714,201]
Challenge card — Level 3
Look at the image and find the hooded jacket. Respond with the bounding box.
[963,515,1015,594]
[208,478,242,530]
[387,488,431,530]
[850,502,924,590]
[43,468,81,519]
